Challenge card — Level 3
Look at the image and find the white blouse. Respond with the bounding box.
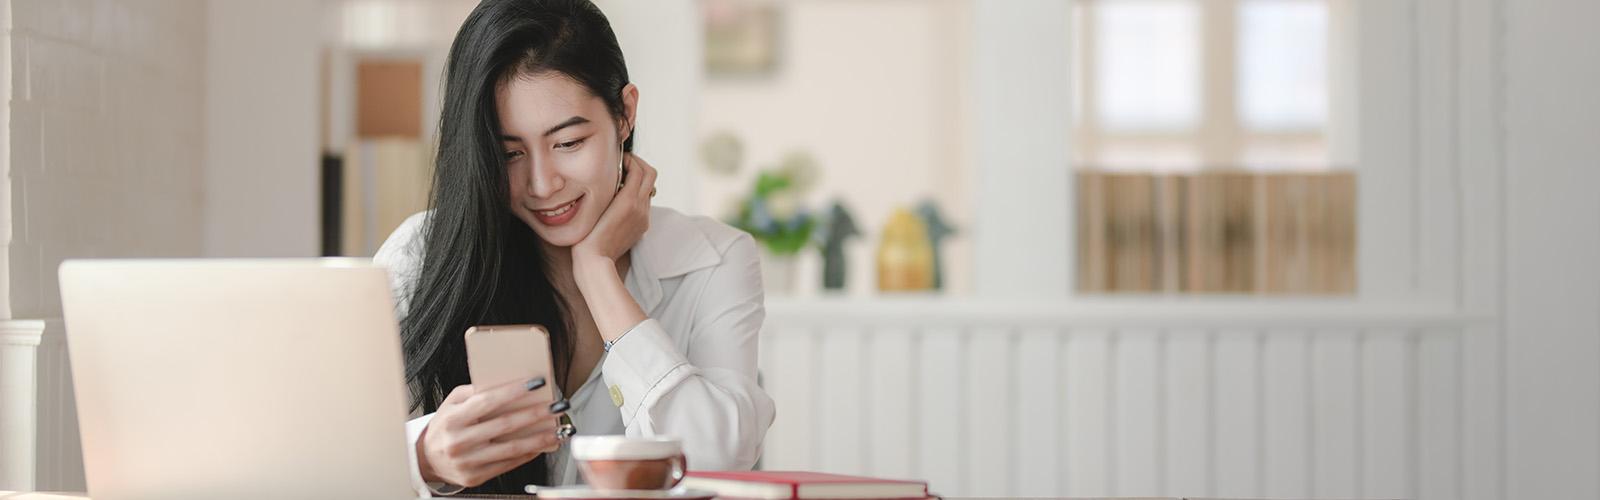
[372,206,776,496]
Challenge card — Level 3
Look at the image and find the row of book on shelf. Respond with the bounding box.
[1075,170,1356,295]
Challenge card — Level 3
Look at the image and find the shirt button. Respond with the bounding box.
[609,384,625,407]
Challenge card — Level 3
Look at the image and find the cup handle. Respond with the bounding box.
[668,454,688,488]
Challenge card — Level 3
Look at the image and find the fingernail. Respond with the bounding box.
[549,399,571,414]
[525,377,547,391]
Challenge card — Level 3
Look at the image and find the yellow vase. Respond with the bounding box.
[877,208,935,291]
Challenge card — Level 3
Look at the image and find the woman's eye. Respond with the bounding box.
[504,150,525,162]
[554,138,586,151]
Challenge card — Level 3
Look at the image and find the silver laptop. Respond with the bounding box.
[58,259,421,500]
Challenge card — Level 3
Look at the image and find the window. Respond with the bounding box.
[1072,0,1354,294]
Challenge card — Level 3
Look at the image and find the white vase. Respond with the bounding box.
[760,253,799,295]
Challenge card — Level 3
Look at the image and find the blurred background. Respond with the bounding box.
[2,0,1598,499]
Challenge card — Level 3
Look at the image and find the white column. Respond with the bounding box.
[204,0,324,257]
[1503,0,1600,498]
[969,0,1074,297]
[592,0,701,215]
[0,320,48,491]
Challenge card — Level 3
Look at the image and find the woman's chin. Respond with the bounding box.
[534,231,580,248]
[527,223,589,249]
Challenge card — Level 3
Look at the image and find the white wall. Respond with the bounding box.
[2,0,209,491]
[202,0,321,257]
[1503,0,1600,498]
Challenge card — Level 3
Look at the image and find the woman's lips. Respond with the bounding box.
[533,195,582,226]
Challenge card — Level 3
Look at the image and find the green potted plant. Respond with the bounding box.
[726,152,819,294]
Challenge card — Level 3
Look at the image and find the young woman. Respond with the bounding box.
[372,0,774,495]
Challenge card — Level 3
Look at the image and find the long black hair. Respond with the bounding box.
[400,0,634,492]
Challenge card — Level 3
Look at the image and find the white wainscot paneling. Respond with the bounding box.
[757,298,1488,499]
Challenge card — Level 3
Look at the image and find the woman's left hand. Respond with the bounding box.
[573,153,656,268]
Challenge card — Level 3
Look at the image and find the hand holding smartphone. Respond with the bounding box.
[465,325,557,442]
[417,325,565,487]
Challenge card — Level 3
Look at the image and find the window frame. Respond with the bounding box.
[1070,0,1336,171]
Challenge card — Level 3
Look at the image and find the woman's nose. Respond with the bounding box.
[527,158,564,199]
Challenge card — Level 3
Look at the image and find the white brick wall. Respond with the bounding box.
[6,0,207,321]
[2,0,206,492]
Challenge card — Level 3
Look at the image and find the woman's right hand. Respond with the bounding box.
[416,378,570,487]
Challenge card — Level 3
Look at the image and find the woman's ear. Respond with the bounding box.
[619,83,640,142]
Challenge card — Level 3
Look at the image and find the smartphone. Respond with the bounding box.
[464,324,556,408]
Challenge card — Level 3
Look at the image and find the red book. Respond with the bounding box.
[682,471,929,499]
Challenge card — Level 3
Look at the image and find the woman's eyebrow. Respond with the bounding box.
[500,116,591,142]
[541,116,590,137]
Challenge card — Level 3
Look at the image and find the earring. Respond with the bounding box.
[615,144,627,192]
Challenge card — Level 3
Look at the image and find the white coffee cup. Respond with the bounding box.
[570,436,688,491]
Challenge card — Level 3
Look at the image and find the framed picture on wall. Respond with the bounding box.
[702,0,783,78]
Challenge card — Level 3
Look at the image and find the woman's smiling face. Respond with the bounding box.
[496,71,636,247]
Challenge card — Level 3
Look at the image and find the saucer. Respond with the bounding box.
[529,486,717,500]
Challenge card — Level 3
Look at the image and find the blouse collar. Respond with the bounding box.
[624,207,723,313]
